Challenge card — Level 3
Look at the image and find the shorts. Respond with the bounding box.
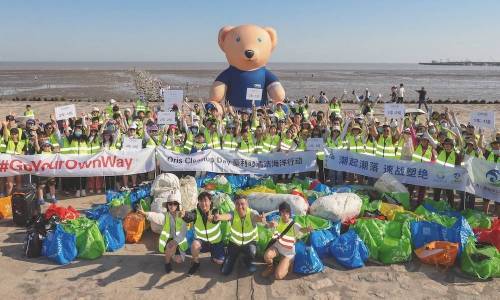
[269,243,295,259]
[196,239,225,261]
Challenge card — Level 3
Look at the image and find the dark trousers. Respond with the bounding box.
[397,97,404,103]
[317,159,325,183]
[418,101,429,111]
[67,177,87,191]
[433,188,454,207]
[221,242,256,275]
[459,192,475,211]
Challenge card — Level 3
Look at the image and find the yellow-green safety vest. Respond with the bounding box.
[229,208,258,246]
[194,209,222,244]
[158,214,188,253]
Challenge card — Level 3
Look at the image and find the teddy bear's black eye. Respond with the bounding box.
[236,36,241,42]
[257,37,262,43]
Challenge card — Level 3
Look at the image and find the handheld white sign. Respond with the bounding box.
[246,88,263,101]
[470,111,495,129]
[306,138,325,151]
[157,112,176,125]
[163,90,183,110]
[122,137,143,151]
[384,103,405,119]
[55,104,76,121]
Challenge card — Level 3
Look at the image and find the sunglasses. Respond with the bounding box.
[167,202,178,206]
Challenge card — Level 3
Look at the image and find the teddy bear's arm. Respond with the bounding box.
[209,80,227,115]
[267,82,285,104]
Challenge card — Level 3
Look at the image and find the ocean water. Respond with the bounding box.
[1,62,500,101]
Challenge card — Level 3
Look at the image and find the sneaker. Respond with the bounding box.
[261,264,274,278]
[81,190,86,197]
[164,263,172,274]
[75,190,81,197]
[187,262,200,275]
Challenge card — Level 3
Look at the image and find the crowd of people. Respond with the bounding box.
[0,94,498,216]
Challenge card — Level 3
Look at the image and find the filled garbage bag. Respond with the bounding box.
[474,218,500,251]
[106,190,122,202]
[330,229,369,269]
[139,197,152,212]
[44,204,80,220]
[144,211,165,234]
[225,175,249,191]
[374,173,408,194]
[123,212,146,243]
[460,237,500,279]
[381,192,410,210]
[410,216,474,256]
[247,193,308,215]
[309,193,362,222]
[212,192,234,244]
[256,224,274,257]
[310,229,336,259]
[414,241,459,268]
[240,185,276,196]
[179,176,198,211]
[294,215,331,231]
[62,217,106,260]
[392,210,421,223]
[42,224,77,265]
[0,195,12,218]
[353,218,411,264]
[85,205,110,220]
[151,195,168,214]
[414,205,457,227]
[109,203,132,220]
[359,197,381,216]
[462,209,492,230]
[423,198,453,212]
[293,240,324,275]
[379,203,405,221]
[151,173,180,197]
[98,213,125,252]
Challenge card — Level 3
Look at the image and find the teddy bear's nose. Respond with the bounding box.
[244,50,254,59]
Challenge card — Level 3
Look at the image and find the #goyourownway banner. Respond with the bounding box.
[324,149,469,191]
[0,149,156,177]
[157,148,317,175]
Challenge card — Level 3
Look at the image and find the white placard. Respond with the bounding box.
[470,111,495,129]
[384,103,405,119]
[246,88,263,101]
[157,112,176,125]
[306,138,325,151]
[121,137,143,151]
[55,104,76,121]
[163,89,183,110]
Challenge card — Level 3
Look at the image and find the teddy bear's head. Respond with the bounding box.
[218,24,277,71]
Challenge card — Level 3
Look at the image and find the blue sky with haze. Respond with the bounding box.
[0,0,498,62]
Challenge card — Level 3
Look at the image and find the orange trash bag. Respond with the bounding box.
[415,241,459,268]
[0,196,13,219]
[123,212,145,243]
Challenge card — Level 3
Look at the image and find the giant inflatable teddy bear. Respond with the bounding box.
[209,24,285,113]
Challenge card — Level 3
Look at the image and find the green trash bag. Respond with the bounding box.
[423,198,452,212]
[414,205,456,228]
[212,193,235,244]
[109,196,125,207]
[140,197,152,212]
[460,237,500,279]
[275,183,290,194]
[122,191,131,206]
[382,192,410,210]
[392,210,421,224]
[291,177,313,191]
[62,217,106,260]
[353,218,412,264]
[360,196,381,215]
[462,209,492,229]
[294,215,331,231]
[261,177,276,190]
[256,224,274,257]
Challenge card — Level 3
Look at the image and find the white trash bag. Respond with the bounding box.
[309,193,362,222]
[151,173,180,197]
[374,173,408,194]
[247,193,308,215]
[179,176,198,211]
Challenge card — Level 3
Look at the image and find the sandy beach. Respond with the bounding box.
[1,195,499,300]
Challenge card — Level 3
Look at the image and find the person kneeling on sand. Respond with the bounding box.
[179,192,225,275]
[262,202,312,280]
[140,191,188,274]
[218,195,266,275]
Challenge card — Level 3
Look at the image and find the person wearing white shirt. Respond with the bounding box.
[397,83,405,103]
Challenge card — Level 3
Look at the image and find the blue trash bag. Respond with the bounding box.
[185,228,195,254]
[41,224,77,265]
[411,216,474,256]
[335,186,352,193]
[265,211,282,223]
[293,240,324,275]
[246,176,262,188]
[85,205,110,220]
[310,229,336,259]
[423,204,462,218]
[98,213,125,252]
[330,229,369,269]
[226,175,249,190]
[313,182,332,194]
[106,190,121,202]
[330,221,341,237]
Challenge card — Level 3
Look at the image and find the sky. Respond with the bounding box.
[0,0,499,63]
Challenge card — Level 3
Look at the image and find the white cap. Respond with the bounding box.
[92,107,100,112]
[124,108,131,113]
[129,122,138,129]
[109,99,116,104]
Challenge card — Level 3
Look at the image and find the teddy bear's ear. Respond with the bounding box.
[218,26,234,52]
[263,27,278,51]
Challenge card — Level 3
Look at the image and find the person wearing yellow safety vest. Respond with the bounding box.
[238,129,255,154]
[479,138,499,215]
[119,123,139,189]
[253,126,268,154]
[142,190,187,274]
[279,129,296,152]
[180,192,226,275]
[161,125,183,153]
[87,125,104,194]
[326,125,345,185]
[262,202,313,280]
[134,98,147,114]
[36,141,58,204]
[263,124,280,152]
[375,124,398,159]
[24,104,35,118]
[43,122,61,152]
[407,133,436,206]
[296,99,309,121]
[61,120,90,197]
[204,121,222,150]
[222,124,239,150]
[433,138,462,208]
[345,122,365,183]
[274,103,287,121]
[328,96,342,118]
[4,127,26,195]
[105,99,117,116]
[219,195,266,275]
